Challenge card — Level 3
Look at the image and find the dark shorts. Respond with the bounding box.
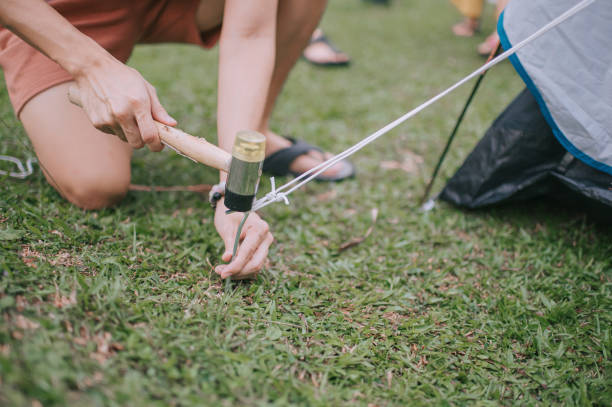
[0,0,220,115]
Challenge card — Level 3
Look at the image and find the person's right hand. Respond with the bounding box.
[73,57,176,151]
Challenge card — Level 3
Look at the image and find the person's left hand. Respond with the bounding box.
[213,200,273,279]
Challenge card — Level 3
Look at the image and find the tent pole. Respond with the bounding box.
[419,41,503,207]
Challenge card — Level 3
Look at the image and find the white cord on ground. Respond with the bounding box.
[252,0,597,212]
[0,155,37,179]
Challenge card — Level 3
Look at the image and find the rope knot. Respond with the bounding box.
[266,177,290,205]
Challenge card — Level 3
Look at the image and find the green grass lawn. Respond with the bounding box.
[1,1,611,405]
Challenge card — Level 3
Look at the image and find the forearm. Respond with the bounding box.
[0,0,114,77]
[216,1,277,182]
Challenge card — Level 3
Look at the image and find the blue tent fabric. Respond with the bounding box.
[498,0,612,176]
[439,1,612,217]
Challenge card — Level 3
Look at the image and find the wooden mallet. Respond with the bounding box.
[67,86,265,212]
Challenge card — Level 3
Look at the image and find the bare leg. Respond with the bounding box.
[19,82,132,209]
[197,0,346,177]
[262,0,349,177]
[261,0,327,125]
[452,17,480,37]
[477,0,509,55]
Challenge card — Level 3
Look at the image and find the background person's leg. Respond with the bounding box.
[262,0,351,178]
[450,0,484,37]
[197,0,312,121]
[261,0,327,132]
[19,82,132,210]
[196,0,349,178]
[477,0,509,56]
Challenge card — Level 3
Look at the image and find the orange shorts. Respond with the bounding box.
[0,0,220,116]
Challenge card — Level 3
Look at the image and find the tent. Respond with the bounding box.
[439,0,612,220]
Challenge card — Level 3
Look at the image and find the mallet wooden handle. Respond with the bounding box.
[67,86,231,173]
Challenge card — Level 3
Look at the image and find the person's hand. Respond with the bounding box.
[73,57,176,151]
[214,200,273,280]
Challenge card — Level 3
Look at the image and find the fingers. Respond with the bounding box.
[147,84,177,127]
[88,102,126,139]
[119,86,171,151]
[89,96,147,149]
[221,228,237,263]
[231,233,273,280]
[118,114,145,149]
[218,228,260,278]
[135,109,163,152]
[77,70,172,151]
[216,220,272,279]
[113,93,159,151]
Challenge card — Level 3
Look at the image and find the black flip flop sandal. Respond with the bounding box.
[302,34,351,68]
[263,138,355,182]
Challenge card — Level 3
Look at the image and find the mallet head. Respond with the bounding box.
[224,130,266,212]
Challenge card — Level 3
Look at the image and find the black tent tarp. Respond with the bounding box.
[439,89,612,221]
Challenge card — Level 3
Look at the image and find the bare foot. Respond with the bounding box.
[452,18,480,37]
[477,32,500,57]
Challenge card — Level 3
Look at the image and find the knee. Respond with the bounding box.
[60,172,130,210]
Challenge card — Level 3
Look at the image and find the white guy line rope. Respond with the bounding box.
[252,0,597,211]
[0,155,37,179]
